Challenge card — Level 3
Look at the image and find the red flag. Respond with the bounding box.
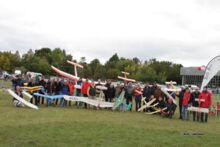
[197,65,206,71]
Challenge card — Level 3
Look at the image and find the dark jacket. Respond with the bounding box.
[190,91,200,107]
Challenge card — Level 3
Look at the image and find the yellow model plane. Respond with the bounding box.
[21,86,42,93]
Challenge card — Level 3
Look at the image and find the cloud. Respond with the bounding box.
[0,0,220,67]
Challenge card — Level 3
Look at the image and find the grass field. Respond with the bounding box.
[0,81,220,147]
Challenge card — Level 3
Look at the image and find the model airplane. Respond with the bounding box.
[160,88,177,105]
[138,98,157,112]
[51,65,80,81]
[67,60,106,85]
[187,106,209,113]
[7,89,39,110]
[164,81,181,92]
[33,93,66,100]
[21,86,42,93]
[64,95,114,108]
[145,107,167,115]
[118,71,136,82]
[112,91,132,111]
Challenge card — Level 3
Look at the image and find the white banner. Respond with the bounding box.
[201,55,220,90]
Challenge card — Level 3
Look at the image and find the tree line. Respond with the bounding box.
[0,48,183,84]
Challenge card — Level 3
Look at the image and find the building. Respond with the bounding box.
[180,67,220,88]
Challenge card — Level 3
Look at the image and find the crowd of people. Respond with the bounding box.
[179,86,212,123]
[10,74,212,122]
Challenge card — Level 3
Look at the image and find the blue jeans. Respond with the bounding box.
[182,106,189,120]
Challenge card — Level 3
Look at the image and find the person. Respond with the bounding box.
[13,86,25,107]
[134,84,142,112]
[163,98,176,119]
[143,83,151,102]
[81,78,90,108]
[46,78,54,106]
[59,79,69,107]
[143,83,152,112]
[157,96,166,112]
[76,79,82,96]
[28,78,38,104]
[115,83,122,98]
[76,79,83,107]
[95,79,102,97]
[67,80,75,106]
[39,76,47,104]
[198,86,212,123]
[105,82,115,102]
[182,87,191,121]
[54,78,61,105]
[178,86,185,119]
[58,78,65,106]
[124,82,134,111]
[190,87,200,121]
[153,85,164,101]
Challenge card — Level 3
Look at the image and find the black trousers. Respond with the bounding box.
[193,112,200,121]
[135,96,141,112]
[83,94,88,108]
[126,95,132,111]
[201,112,208,122]
[179,104,182,119]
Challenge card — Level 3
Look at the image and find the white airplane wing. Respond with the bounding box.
[64,95,114,108]
[7,89,38,110]
[161,88,177,105]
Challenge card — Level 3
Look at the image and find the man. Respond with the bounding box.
[115,83,122,98]
[105,82,115,102]
[28,78,38,104]
[143,83,151,102]
[88,82,96,98]
[190,87,200,121]
[182,87,191,121]
[67,80,75,106]
[134,84,142,112]
[178,86,185,119]
[163,98,176,119]
[199,86,212,123]
[39,76,47,104]
[81,78,90,108]
[124,82,134,111]
[13,86,25,107]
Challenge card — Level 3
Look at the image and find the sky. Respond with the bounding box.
[1,0,220,66]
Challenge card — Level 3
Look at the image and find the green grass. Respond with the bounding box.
[0,81,220,147]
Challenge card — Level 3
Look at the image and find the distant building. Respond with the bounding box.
[180,67,220,88]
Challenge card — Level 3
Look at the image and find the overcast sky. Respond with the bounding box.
[1,0,220,66]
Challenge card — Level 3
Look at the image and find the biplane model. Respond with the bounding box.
[118,71,136,82]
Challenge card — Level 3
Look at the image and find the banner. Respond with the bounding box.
[201,55,220,90]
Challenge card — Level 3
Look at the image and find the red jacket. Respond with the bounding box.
[199,91,212,108]
[134,87,143,96]
[81,82,90,95]
[182,91,191,106]
[68,82,75,95]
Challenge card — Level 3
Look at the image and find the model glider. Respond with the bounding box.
[51,66,80,81]
[7,89,39,110]
[21,86,42,93]
[33,93,65,100]
[112,91,132,111]
[161,88,177,105]
[64,95,114,108]
[145,107,167,115]
[187,106,209,113]
[118,71,136,82]
[138,98,156,112]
